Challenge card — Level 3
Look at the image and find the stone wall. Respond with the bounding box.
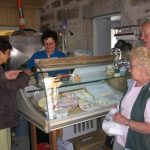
[40,0,150,53]
[121,0,150,25]
[40,0,121,54]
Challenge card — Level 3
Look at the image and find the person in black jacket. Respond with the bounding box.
[0,37,31,150]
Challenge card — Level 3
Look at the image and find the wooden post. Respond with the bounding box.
[29,123,63,150]
[30,124,37,150]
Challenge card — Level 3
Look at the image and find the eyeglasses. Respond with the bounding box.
[44,42,55,47]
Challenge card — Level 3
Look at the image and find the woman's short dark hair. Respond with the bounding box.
[0,36,12,53]
[41,29,58,45]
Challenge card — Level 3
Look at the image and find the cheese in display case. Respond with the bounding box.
[16,55,126,133]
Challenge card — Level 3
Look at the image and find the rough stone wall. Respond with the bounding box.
[40,0,150,53]
[87,0,122,18]
[40,0,121,53]
[121,0,150,26]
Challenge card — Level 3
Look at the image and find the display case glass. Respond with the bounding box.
[16,55,127,133]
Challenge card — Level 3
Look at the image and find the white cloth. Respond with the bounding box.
[102,108,123,136]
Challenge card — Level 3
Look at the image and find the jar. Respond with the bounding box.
[120,67,127,76]
[73,73,81,83]
[114,66,120,77]
[106,65,115,77]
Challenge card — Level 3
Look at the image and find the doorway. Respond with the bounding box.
[93,14,121,55]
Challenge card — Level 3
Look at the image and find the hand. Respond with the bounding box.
[113,112,129,126]
[5,70,22,80]
[111,104,118,108]
[23,69,33,76]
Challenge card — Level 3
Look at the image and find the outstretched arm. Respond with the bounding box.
[5,70,22,80]
[113,112,150,134]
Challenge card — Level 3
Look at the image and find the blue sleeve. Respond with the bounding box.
[60,52,67,57]
[27,53,37,69]
[54,48,67,57]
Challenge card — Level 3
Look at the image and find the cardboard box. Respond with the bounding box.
[69,131,106,150]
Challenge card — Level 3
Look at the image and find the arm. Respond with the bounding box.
[127,120,150,134]
[5,70,22,80]
[0,65,30,89]
[0,71,30,91]
[113,112,150,134]
[27,53,36,69]
[0,66,9,85]
[0,66,22,81]
[0,72,6,81]
[27,51,45,69]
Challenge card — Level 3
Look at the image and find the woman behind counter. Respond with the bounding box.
[113,47,150,150]
[27,29,69,77]
[27,29,70,143]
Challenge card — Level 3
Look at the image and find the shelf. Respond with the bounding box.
[35,55,113,72]
[114,25,140,40]
[114,25,139,30]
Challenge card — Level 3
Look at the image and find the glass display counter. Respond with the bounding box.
[16,55,127,149]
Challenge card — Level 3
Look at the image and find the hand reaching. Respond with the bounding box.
[5,70,22,80]
[23,69,33,76]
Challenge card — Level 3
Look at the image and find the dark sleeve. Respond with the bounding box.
[0,66,7,86]
[0,72,30,91]
[0,72,6,84]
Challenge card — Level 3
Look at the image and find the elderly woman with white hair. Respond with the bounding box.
[113,47,150,150]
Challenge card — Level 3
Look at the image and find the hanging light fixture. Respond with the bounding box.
[17,0,25,32]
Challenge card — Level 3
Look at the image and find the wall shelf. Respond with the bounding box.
[114,25,140,40]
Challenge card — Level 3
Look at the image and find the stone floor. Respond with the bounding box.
[11,127,111,150]
[11,135,30,150]
[11,136,111,150]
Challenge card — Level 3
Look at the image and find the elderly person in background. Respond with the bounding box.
[140,21,150,48]
[113,47,150,150]
[123,22,150,93]
[27,29,68,77]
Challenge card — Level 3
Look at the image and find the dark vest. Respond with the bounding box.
[124,82,150,150]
